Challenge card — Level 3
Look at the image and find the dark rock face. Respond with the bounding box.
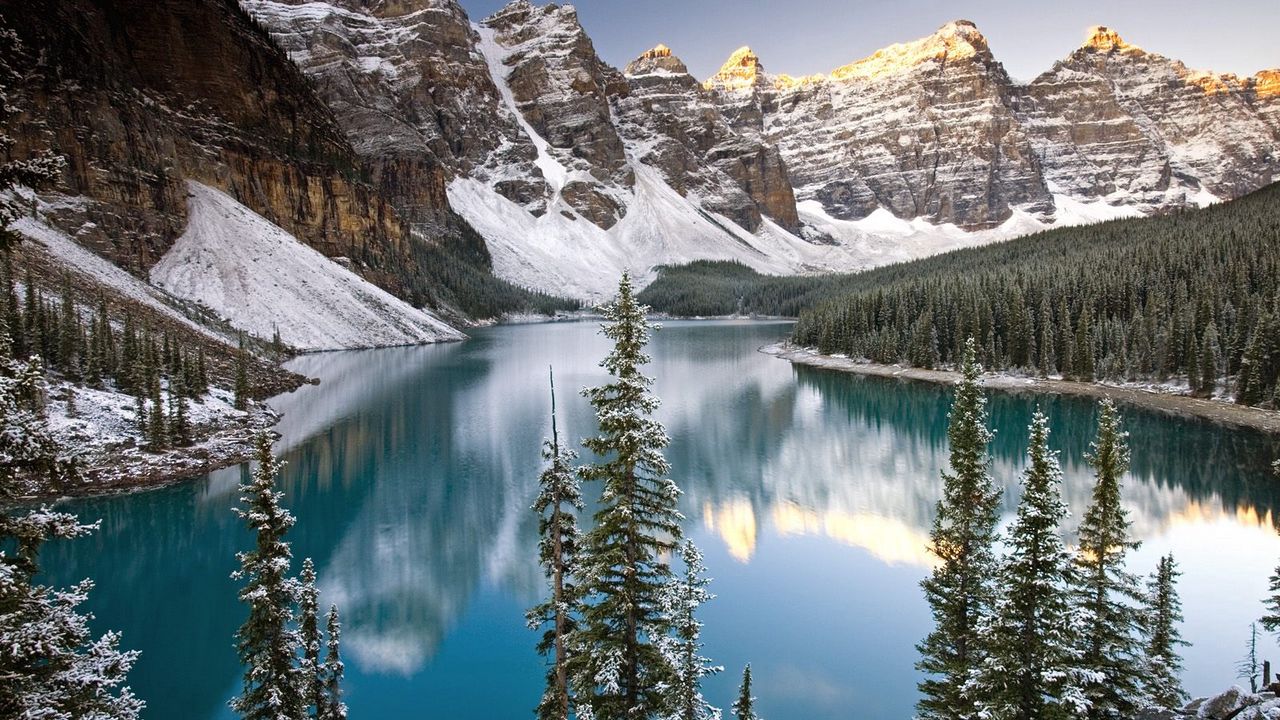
[241,0,545,212]
[2,0,433,297]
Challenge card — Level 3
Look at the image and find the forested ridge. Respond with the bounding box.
[793,181,1280,405]
[644,182,1280,407]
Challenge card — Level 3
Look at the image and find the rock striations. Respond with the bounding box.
[8,0,1280,302]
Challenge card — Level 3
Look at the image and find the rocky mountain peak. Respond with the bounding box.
[1082,25,1139,54]
[1254,69,1280,97]
[829,19,992,81]
[703,46,766,92]
[625,44,689,76]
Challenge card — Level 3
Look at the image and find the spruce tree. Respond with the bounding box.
[1075,399,1144,719]
[298,558,324,718]
[529,367,583,720]
[731,665,758,720]
[320,605,347,720]
[230,431,304,720]
[917,337,1001,720]
[968,410,1089,720]
[659,540,721,720]
[1141,554,1188,710]
[0,325,142,718]
[571,273,684,720]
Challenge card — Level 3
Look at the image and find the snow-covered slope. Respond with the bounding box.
[11,200,229,343]
[151,182,464,351]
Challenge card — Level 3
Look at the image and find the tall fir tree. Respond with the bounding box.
[1074,399,1145,719]
[731,665,758,720]
[320,605,347,720]
[528,367,584,720]
[967,410,1090,720]
[230,431,304,720]
[298,558,324,718]
[917,337,1001,720]
[571,273,684,720]
[658,540,721,720]
[1141,554,1188,710]
[0,323,143,718]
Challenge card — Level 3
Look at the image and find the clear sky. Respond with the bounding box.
[457,0,1279,83]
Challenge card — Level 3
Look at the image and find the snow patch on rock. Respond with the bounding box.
[151,182,464,351]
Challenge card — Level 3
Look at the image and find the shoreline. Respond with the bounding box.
[764,343,1280,437]
[37,402,282,503]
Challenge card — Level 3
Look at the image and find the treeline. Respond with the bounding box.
[0,254,276,452]
[637,260,836,318]
[415,238,581,320]
[791,182,1280,405]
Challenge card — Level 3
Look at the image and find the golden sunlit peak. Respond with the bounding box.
[642,43,672,59]
[827,19,987,83]
[1254,69,1280,97]
[703,46,766,92]
[1084,26,1137,53]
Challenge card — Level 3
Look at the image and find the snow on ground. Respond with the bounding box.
[151,182,464,351]
[449,65,1173,304]
[47,380,276,491]
[11,209,228,342]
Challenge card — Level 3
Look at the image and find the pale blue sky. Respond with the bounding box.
[459,0,1279,83]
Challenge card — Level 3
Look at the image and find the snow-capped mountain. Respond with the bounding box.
[242,1,1279,298]
[8,0,1278,307]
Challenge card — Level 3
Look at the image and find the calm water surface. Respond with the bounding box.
[42,320,1280,719]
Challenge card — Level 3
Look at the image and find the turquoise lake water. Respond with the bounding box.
[41,320,1280,719]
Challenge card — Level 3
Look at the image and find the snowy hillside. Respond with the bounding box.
[151,182,464,351]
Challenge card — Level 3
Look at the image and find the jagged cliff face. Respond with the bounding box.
[240,0,544,226]
[10,0,1279,302]
[617,45,799,232]
[1017,27,1279,206]
[704,23,1279,226]
[704,22,1055,230]
[1,0,432,294]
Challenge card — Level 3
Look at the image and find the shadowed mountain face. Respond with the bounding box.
[41,321,1280,719]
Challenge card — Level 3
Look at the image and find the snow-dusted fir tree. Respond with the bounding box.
[1141,554,1188,709]
[1074,399,1145,719]
[320,605,347,720]
[917,338,1001,720]
[571,273,684,720]
[298,558,325,716]
[230,431,304,720]
[657,540,722,720]
[0,331,142,719]
[731,665,758,720]
[528,367,584,720]
[967,410,1091,720]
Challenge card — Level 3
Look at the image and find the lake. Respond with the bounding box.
[41,320,1280,719]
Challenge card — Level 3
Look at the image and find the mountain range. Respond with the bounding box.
[5,0,1278,313]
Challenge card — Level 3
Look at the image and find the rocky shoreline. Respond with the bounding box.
[764,344,1280,437]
